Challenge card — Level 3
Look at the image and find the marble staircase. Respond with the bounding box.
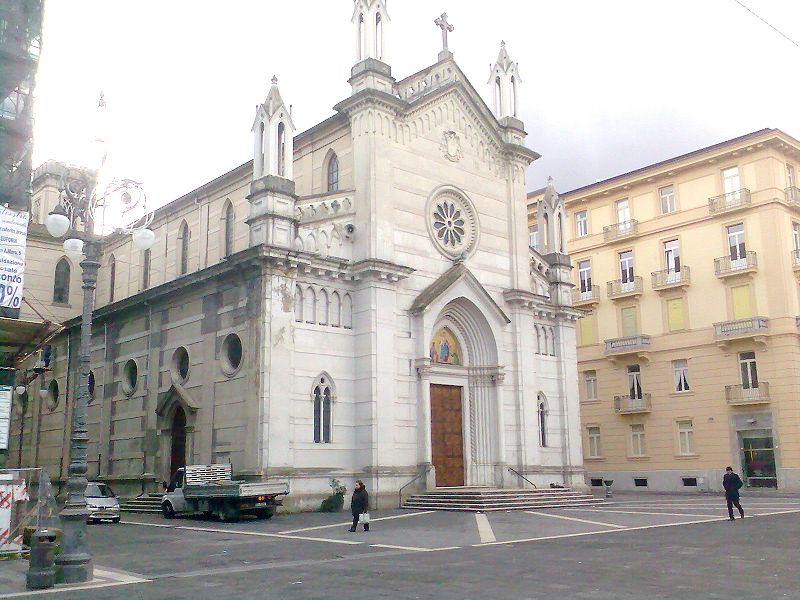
[403,486,601,512]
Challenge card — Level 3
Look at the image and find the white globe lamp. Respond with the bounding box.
[63,238,84,262]
[132,228,156,251]
[45,205,71,238]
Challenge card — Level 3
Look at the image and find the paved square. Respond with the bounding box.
[2,493,799,599]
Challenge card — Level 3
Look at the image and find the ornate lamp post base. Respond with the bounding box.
[55,506,93,583]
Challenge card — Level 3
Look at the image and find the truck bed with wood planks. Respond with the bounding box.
[161,464,289,522]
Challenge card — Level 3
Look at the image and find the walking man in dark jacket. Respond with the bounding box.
[723,466,745,521]
[348,480,369,532]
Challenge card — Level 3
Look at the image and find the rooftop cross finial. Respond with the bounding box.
[271,75,278,85]
[434,13,454,51]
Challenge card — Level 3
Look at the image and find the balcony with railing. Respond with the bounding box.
[726,382,770,405]
[652,266,690,290]
[572,285,599,306]
[708,189,751,214]
[614,393,652,414]
[785,187,800,205]
[792,249,800,271]
[714,251,757,277]
[713,316,769,340]
[603,220,639,242]
[604,334,651,356]
[607,276,643,299]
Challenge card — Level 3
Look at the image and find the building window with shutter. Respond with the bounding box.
[673,359,690,392]
[587,426,601,458]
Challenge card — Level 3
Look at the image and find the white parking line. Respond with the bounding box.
[476,515,731,547]
[370,544,461,552]
[529,511,626,529]
[122,520,363,545]
[278,510,435,534]
[475,512,496,543]
[564,508,724,519]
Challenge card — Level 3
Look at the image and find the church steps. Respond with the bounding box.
[120,495,164,513]
[402,487,602,512]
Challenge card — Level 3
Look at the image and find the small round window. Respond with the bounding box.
[172,347,190,383]
[122,359,138,396]
[221,334,243,375]
[47,379,59,410]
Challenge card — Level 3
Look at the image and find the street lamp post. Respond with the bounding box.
[43,104,155,582]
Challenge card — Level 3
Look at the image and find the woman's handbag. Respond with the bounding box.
[359,512,371,524]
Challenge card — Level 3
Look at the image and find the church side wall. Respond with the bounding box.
[9,261,265,497]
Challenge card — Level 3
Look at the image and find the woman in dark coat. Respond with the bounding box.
[348,480,369,532]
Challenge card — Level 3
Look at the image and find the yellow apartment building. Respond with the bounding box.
[529,128,800,492]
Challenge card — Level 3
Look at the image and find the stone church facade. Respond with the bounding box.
[11,2,585,508]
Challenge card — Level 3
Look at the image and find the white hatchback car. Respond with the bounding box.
[85,482,121,523]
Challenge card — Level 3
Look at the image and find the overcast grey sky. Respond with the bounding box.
[32,0,800,207]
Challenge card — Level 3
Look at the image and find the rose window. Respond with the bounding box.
[433,201,465,248]
[426,188,479,260]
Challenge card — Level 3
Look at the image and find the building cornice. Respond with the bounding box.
[527,128,800,208]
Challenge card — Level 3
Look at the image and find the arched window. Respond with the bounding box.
[330,291,341,327]
[108,254,116,303]
[494,76,502,115]
[224,201,235,258]
[142,249,151,290]
[53,258,70,304]
[375,13,383,60]
[342,293,353,329]
[259,122,265,176]
[535,325,542,354]
[327,153,339,192]
[557,213,564,253]
[312,374,334,443]
[543,213,550,251]
[305,286,316,324]
[277,122,286,177]
[359,13,366,60]
[510,76,517,117]
[538,395,547,447]
[294,285,303,322]
[318,289,329,325]
[179,221,190,275]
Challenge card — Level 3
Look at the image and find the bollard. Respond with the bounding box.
[603,479,614,498]
[26,530,57,590]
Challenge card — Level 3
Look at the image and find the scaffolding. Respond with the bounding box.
[0,0,44,212]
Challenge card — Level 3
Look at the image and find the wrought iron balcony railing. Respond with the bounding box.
[603,219,639,242]
[572,286,599,306]
[604,335,651,354]
[785,187,800,204]
[726,382,770,405]
[714,251,757,276]
[792,249,800,267]
[613,393,652,413]
[713,317,768,338]
[607,276,643,298]
[708,189,751,214]
[652,266,690,290]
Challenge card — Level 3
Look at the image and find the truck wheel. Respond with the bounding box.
[217,501,240,522]
[255,508,274,520]
[162,502,175,519]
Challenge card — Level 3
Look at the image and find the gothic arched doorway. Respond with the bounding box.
[170,406,187,478]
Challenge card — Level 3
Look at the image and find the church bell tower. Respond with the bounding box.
[247,76,297,249]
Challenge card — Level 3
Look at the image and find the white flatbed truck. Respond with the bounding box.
[161,464,289,522]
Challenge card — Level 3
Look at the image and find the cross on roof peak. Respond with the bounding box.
[434,12,454,52]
